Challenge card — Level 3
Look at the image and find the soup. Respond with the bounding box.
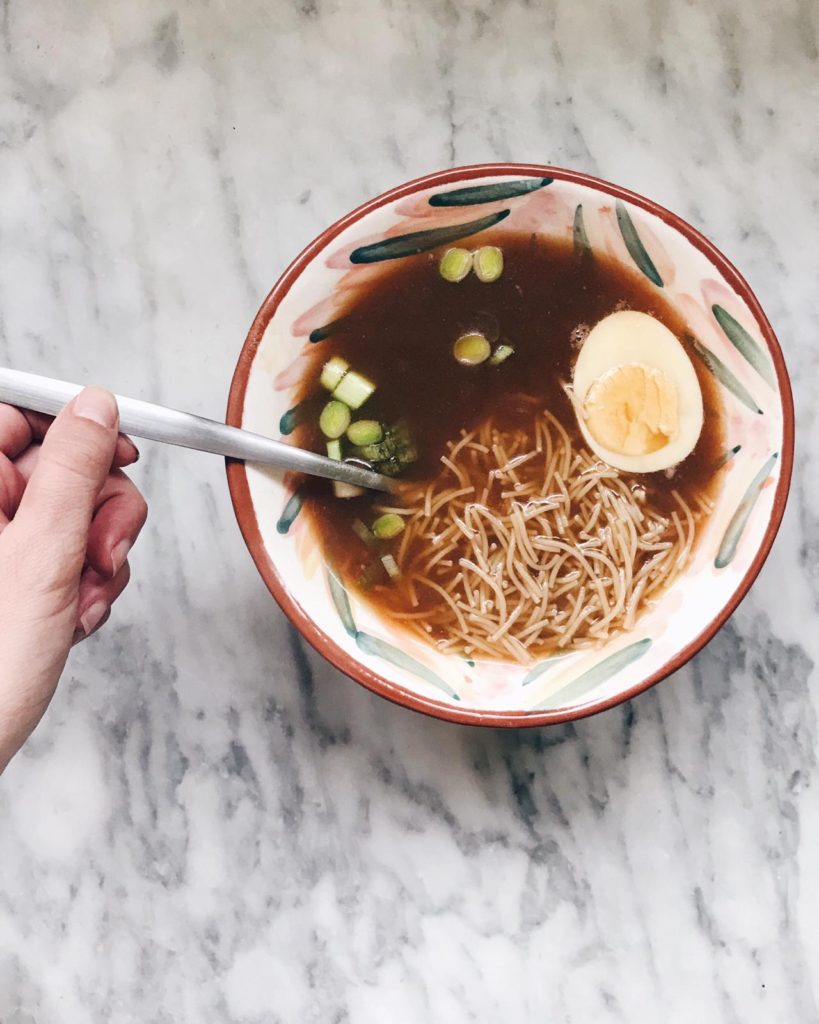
[292,232,725,663]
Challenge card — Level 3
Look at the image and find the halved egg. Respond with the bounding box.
[571,310,704,473]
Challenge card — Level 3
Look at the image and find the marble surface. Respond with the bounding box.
[0,0,817,1020]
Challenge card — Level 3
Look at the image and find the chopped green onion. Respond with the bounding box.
[326,439,342,460]
[354,421,417,477]
[319,400,351,439]
[372,512,405,539]
[320,355,350,392]
[453,332,491,366]
[473,245,504,283]
[352,518,376,546]
[439,247,473,283]
[334,481,364,499]
[381,554,401,580]
[489,342,515,366]
[333,369,375,409]
[347,419,383,446]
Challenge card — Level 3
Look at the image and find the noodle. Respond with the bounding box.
[388,407,706,664]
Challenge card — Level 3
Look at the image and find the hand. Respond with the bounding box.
[0,388,147,772]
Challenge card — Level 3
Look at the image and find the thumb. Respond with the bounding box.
[15,387,120,595]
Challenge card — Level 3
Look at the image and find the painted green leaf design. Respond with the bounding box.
[715,453,778,569]
[689,336,763,415]
[714,444,741,470]
[531,638,652,711]
[428,177,553,207]
[573,203,590,256]
[615,200,663,287]
[309,317,346,343]
[522,652,576,686]
[276,490,303,534]
[326,567,357,636]
[326,564,458,696]
[712,305,776,388]
[279,404,303,435]
[356,632,460,700]
[349,210,510,264]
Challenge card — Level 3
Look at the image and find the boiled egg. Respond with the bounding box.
[571,310,703,473]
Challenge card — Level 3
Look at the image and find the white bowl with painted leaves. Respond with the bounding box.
[226,165,793,727]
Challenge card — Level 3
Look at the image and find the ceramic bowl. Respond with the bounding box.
[226,164,793,727]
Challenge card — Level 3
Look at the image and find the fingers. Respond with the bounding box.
[0,404,34,458]
[85,469,148,578]
[0,392,142,772]
[113,434,140,468]
[14,388,120,595]
[1,401,139,468]
[11,450,148,573]
[0,456,25,528]
[72,608,111,647]
[0,405,34,528]
[73,562,131,645]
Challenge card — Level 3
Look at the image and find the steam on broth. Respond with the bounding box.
[294,232,725,664]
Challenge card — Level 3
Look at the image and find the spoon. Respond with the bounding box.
[0,368,396,493]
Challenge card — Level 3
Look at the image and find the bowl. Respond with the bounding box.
[226,164,793,727]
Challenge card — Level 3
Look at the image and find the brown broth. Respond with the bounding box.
[293,232,725,652]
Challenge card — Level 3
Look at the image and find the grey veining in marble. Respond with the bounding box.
[1,1,818,1021]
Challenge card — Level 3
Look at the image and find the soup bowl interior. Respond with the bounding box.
[227,165,792,727]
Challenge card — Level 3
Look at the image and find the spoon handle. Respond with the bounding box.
[0,368,395,493]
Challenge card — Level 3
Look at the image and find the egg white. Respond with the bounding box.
[571,310,704,473]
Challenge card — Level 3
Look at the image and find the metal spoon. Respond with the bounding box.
[0,368,396,493]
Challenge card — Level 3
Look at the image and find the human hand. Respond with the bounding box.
[0,388,147,772]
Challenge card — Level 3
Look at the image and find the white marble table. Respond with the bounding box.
[1,1,817,1020]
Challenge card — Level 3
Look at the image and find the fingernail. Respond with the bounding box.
[122,437,140,462]
[80,601,109,637]
[110,539,131,575]
[73,387,118,429]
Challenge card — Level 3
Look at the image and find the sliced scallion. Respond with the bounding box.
[372,512,405,540]
[326,439,343,460]
[381,553,401,580]
[333,369,375,409]
[489,342,515,366]
[334,481,364,499]
[354,421,417,477]
[473,245,504,283]
[352,518,376,546]
[453,332,491,366]
[320,355,350,392]
[347,419,383,446]
[439,247,473,283]
[320,400,351,439]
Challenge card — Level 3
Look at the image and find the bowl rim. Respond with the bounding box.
[226,162,794,728]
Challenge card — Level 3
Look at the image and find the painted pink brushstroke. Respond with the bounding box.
[274,350,313,391]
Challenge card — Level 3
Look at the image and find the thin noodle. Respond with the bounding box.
[385,406,709,663]
[441,455,469,489]
[412,577,470,634]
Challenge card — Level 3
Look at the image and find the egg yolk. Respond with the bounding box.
[582,364,679,456]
